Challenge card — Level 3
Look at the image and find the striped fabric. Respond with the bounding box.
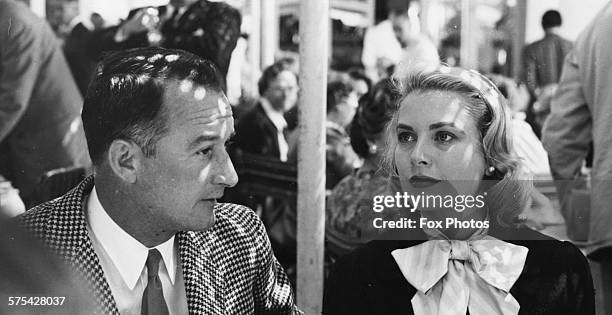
[391,236,528,315]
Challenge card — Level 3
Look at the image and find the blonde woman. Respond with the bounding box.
[323,67,594,314]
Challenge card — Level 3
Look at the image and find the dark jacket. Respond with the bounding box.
[87,0,240,78]
[323,225,595,315]
[234,102,282,159]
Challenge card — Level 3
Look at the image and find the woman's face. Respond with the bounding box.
[394,91,486,199]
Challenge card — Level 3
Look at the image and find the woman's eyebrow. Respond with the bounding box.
[397,123,414,131]
[429,122,456,130]
[429,122,467,135]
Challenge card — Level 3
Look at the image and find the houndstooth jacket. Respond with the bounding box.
[17,176,302,314]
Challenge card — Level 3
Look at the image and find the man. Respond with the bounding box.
[65,12,106,95]
[234,61,298,162]
[17,47,300,314]
[542,2,612,310]
[0,0,90,206]
[522,10,572,133]
[361,0,439,82]
[88,0,240,82]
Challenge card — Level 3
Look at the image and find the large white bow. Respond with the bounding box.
[391,236,528,315]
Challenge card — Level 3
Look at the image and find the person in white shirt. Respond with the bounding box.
[361,2,439,82]
[234,61,299,162]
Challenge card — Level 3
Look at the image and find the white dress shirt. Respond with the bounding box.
[260,98,289,162]
[85,186,188,315]
[361,19,439,80]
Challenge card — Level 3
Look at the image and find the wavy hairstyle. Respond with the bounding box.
[383,66,531,227]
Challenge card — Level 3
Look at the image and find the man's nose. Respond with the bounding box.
[213,153,238,188]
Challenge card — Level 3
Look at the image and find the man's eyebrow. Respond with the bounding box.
[187,134,220,150]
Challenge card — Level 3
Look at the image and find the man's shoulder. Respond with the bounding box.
[0,0,31,20]
[13,199,65,240]
[210,202,263,238]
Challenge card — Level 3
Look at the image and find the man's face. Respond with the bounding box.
[263,70,298,112]
[136,81,238,233]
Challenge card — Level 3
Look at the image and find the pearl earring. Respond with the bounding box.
[369,144,378,155]
[485,166,495,176]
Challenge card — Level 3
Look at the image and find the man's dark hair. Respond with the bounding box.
[82,47,224,165]
[542,10,562,29]
[327,80,353,113]
[257,60,297,96]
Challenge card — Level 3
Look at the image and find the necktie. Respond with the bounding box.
[391,236,528,315]
[142,249,169,315]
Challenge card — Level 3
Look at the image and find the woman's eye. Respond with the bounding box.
[435,131,456,143]
[398,132,415,144]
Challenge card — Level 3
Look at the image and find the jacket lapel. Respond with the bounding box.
[178,229,226,314]
[43,176,119,315]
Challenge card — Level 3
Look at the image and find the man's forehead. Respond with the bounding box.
[164,80,233,123]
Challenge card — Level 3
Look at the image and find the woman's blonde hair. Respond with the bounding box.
[383,66,531,227]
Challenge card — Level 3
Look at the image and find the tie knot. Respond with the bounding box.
[146,249,163,278]
[449,241,471,261]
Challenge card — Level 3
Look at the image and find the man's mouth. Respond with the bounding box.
[409,175,441,188]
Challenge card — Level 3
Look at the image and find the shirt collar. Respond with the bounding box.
[260,98,288,131]
[86,186,177,289]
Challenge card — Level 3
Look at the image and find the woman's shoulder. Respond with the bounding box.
[494,227,590,278]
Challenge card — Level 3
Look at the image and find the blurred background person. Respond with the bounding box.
[64,12,106,96]
[0,0,90,207]
[361,0,439,82]
[0,220,91,314]
[288,80,360,190]
[231,60,299,273]
[542,4,612,311]
[87,0,241,88]
[487,74,551,177]
[234,60,298,162]
[325,78,399,257]
[0,175,25,220]
[347,69,372,100]
[522,10,572,134]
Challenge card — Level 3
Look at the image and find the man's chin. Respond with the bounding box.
[185,200,216,231]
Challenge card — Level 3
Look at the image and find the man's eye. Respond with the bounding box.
[398,132,415,144]
[435,131,456,143]
[197,148,213,158]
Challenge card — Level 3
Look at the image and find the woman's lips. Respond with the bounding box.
[409,175,441,188]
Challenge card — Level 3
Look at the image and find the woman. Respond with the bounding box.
[326,78,399,256]
[323,67,594,314]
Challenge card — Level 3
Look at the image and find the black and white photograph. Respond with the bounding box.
[0,0,610,314]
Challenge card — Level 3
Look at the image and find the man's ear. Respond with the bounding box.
[107,140,143,183]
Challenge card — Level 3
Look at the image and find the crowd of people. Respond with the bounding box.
[1,0,611,313]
